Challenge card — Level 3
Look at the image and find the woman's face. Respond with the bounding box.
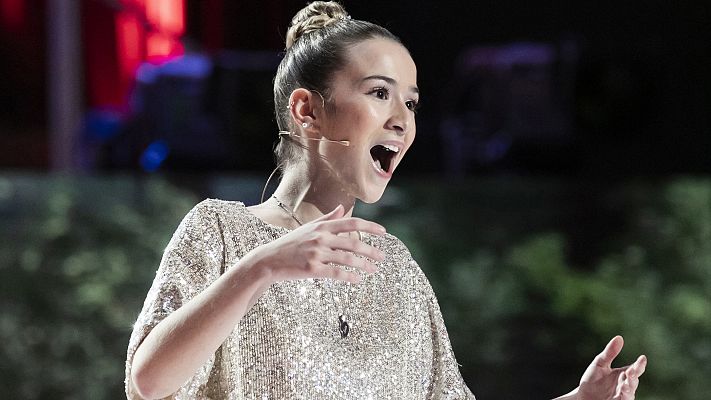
[316,38,419,203]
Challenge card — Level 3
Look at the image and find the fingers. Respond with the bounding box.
[286,205,386,284]
[613,362,644,400]
[327,235,385,261]
[326,250,378,274]
[626,355,647,381]
[624,363,642,395]
[311,238,382,282]
[305,205,386,235]
[314,204,345,222]
[595,335,625,369]
[319,217,387,236]
[610,354,646,400]
[613,371,631,399]
[323,263,362,284]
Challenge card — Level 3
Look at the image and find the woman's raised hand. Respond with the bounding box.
[575,336,647,400]
[255,204,386,284]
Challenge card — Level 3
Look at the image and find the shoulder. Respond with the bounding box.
[371,232,413,259]
[171,198,249,241]
[181,198,249,226]
[191,198,246,216]
[370,231,430,285]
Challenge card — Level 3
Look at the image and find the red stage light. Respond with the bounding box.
[145,0,185,59]
[0,0,26,32]
[110,0,185,101]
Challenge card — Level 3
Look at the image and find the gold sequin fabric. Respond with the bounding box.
[126,199,475,399]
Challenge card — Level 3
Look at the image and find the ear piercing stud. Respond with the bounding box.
[302,122,309,128]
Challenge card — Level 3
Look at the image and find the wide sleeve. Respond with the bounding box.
[125,200,226,399]
[419,268,477,400]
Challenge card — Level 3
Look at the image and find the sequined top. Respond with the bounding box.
[126,199,475,399]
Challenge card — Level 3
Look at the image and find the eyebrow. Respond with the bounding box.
[362,75,419,95]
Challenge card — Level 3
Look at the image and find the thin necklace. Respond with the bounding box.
[271,194,354,338]
[271,195,303,226]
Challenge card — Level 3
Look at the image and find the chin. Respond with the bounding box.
[358,186,387,204]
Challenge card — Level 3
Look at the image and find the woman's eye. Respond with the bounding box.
[371,87,388,99]
[406,100,419,112]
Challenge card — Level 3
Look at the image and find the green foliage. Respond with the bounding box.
[0,175,196,399]
[369,178,711,400]
[2,175,710,399]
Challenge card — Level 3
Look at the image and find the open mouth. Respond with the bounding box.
[370,144,399,173]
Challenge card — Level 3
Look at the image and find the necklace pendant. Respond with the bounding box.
[338,314,350,338]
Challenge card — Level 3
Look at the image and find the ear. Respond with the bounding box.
[287,89,322,136]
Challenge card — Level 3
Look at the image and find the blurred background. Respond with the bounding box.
[1,0,710,399]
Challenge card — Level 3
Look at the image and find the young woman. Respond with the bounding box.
[126,2,646,399]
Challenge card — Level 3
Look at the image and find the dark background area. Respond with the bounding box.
[1,0,709,175]
[348,0,711,176]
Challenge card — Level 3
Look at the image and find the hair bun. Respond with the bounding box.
[285,1,349,49]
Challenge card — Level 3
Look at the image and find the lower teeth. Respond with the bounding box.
[373,159,383,171]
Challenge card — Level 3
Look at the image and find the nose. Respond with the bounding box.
[386,102,411,136]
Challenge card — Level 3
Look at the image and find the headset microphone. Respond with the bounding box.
[278,131,350,146]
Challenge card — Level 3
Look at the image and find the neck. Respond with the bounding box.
[271,162,356,224]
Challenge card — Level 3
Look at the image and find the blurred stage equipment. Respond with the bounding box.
[439,41,578,175]
[47,0,82,170]
[102,49,281,172]
[80,1,283,172]
[85,0,187,107]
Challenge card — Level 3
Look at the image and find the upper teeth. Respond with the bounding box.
[382,144,399,153]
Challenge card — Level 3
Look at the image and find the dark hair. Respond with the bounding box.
[273,1,402,168]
